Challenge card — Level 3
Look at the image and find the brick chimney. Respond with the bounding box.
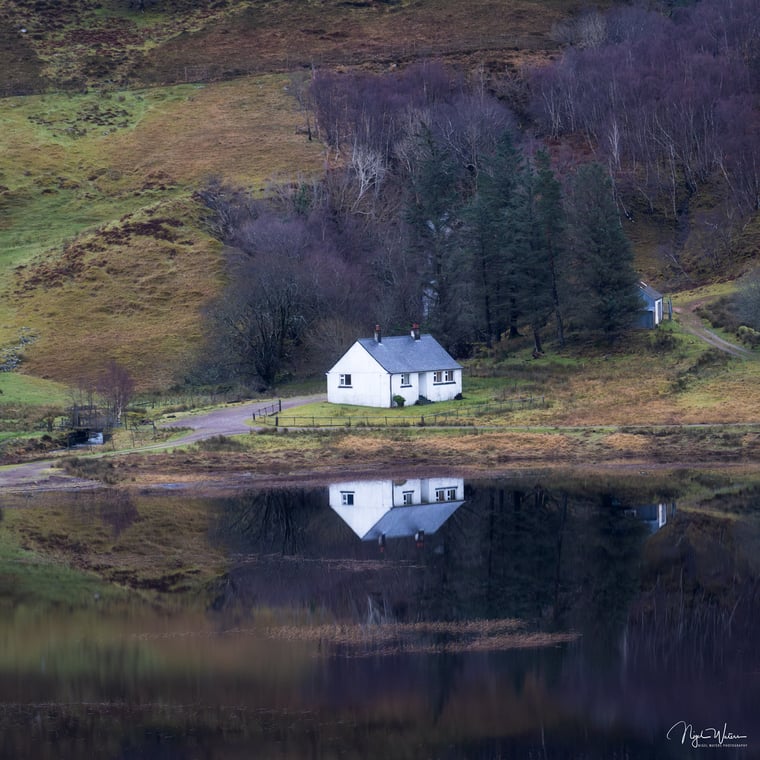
[374,324,382,343]
[411,323,420,340]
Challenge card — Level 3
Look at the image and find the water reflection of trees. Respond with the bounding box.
[415,484,647,652]
[213,481,658,651]
[418,484,565,623]
[217,488,318,556]
[626,509,760,678]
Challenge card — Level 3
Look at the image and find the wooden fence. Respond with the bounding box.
[256,396,545,429]
[251,400,282,420]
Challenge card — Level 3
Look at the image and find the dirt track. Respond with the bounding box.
[0,395,326,492]
[155,394,326,446]
[673,301,754,359]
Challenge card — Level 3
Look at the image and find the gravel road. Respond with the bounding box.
[157,394,326,445]
[0,394,325,492]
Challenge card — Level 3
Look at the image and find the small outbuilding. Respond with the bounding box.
[637,281,664,329]
[326,324,463,408]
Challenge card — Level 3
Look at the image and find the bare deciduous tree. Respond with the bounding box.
[97,360,135,425]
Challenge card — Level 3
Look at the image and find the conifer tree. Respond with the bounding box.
[531,150,568,347]
[565,163,640,342]
[464,130,527,345]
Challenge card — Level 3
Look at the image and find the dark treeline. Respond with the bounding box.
[198,60,641,388]
[531,0,760,276]
[210,481,760,685]
[211,482,652,640]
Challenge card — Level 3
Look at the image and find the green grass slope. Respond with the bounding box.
[0,0,582,395]
[0,77,324,391]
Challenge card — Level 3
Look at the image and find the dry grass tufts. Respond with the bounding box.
[262,619,579,656]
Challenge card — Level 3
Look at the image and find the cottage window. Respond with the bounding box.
[447,488,457,500]
[341,491,355,506]
[400,372,411,387]
[339,374,352,387]
[433,371,442,384]
[402,491,414,505]
[433,370,455,384]
[435,488,446,502]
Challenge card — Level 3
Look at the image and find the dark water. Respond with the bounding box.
[1,474,758,759]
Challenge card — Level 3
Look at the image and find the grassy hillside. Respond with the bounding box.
[0,76,324,390]
[2,0,575,91]
[0,0,585,395]
[2,0,756,414]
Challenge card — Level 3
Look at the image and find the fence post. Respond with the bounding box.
[275,416,278,428]
[278,399,282,412]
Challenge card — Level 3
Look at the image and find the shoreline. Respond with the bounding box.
[3,448,760,496]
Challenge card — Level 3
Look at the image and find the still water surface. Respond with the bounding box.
[1,474,758,758]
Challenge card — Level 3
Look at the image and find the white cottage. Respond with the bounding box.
[326,325,463,408]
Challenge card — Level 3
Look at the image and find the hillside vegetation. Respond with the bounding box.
[0,76,324,388]
[1,0,574,92]
[0,0,588,393]
[0,0,758,422]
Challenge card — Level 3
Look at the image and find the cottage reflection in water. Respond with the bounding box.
[329,477,465,547]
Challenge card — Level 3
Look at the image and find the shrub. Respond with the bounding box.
[59,457,122,484]
[195,435,247,452]
[392,394,406,408]
[696,296,741,332]
[648,329,677,353]
[736,325,760,348]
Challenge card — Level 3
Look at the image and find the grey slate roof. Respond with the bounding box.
[639,281,663,300]
[333,500,465,541]
[361,501,465,541]
[357,334,462,374]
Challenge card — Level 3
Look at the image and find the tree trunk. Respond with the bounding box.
[532,325,544,356]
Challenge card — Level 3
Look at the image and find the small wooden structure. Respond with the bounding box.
[637,282,664,329]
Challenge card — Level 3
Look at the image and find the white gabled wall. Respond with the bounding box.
[326,342,392,407]
[654,298,663,326]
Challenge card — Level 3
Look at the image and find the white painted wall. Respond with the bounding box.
[420,368,462,402]
[326,342,391,407]
[390,372,419,407]
[654,298,663,326]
